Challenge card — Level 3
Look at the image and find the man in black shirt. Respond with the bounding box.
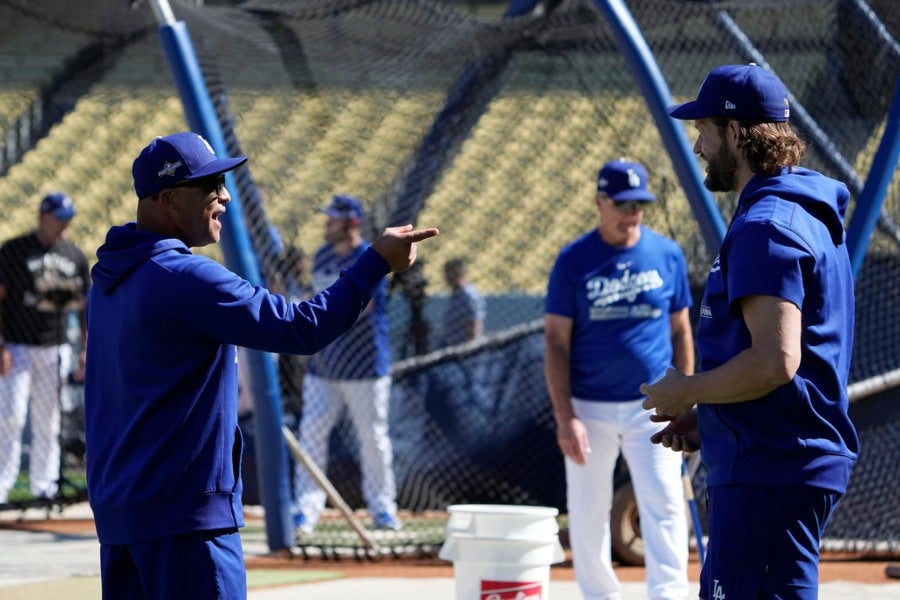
[0,192,90,504]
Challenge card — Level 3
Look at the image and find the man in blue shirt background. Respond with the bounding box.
[437,257,485,349]
[293,194,402,534]
[545,159,694,600]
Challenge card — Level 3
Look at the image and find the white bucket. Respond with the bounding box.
[445,504,560,540]
[439,504,565,600]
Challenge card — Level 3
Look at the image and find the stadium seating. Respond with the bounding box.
[0,88,187,255]
[0,88,37,131]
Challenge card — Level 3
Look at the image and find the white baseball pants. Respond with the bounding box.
[0,343,70,502]
[566,398,689,600]
[293,374,397,523]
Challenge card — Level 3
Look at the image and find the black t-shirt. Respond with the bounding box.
[0,232,90,346]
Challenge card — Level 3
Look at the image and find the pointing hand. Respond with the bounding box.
[372,224,439,272]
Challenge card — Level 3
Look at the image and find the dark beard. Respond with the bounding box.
[703,144,738,192]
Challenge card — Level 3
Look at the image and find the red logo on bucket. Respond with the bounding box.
[480,579,543,600]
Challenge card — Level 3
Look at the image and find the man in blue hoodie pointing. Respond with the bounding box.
[83,131,438,599]
[641,65,858,600]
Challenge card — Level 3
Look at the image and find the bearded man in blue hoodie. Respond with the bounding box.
[641,65,858,600]
[83,131,438,599]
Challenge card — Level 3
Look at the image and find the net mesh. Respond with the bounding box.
[0,0,897,557]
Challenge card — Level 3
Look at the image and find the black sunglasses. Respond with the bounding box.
[173,174,227,196]
[612,200,652,213]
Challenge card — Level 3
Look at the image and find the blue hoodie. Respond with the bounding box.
[696,167,858,493]
[84,223,389,544]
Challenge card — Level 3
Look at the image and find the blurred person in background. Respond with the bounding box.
[544,159,693,600]
[436,257,485,349]
[0,191,89,505]
[292,194,402,534]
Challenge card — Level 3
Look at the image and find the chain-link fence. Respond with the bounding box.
[0,0,897,557]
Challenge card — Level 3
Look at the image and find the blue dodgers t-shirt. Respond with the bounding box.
[545,227,692,401]
[307,242,390,379]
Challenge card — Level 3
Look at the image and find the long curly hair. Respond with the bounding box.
[714,117,806,175]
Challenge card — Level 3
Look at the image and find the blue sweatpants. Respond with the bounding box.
[100,528,246,599]
[700,484,841,600]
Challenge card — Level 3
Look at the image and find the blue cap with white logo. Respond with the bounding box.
[40,192,75,221]
[596,159,655,202]
[132,132,247,199]
[667,63,790,123]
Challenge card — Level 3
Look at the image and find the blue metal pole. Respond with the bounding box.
[847,75,900,278]
[593,0,726,254]
[154,18,292,552]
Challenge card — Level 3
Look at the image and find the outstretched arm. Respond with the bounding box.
[187,225,439,356]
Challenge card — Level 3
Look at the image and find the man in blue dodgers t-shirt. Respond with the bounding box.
[545,159,694,600]
[642,64,858,600]
[292,194,402,534]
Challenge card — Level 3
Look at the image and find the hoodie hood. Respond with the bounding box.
[91,223,191,294]
[740,166,850,246]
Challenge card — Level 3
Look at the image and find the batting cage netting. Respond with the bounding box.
[0,0,897,560]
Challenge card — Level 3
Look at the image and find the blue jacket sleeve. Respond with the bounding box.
[177,246,391,355]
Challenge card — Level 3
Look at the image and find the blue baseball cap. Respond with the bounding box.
[132,132,247,199]
[320,194,364,221]
[40,192,75,220]
[596,159,655,202]
[667,63,790,122]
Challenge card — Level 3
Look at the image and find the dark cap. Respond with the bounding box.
[132,132,247,199]
[320,194,364,221]
[596,159,655,202]
[667,63,790,122]
[39,192,75,220]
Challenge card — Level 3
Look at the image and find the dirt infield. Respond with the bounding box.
[241,550,899,584]
[5,515,897,585]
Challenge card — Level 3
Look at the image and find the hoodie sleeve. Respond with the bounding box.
[726,220,808,314]
[176,246,390,355]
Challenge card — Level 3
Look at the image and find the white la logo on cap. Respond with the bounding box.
[725,100,736,110]
[197,134,215,155]
[627,169,641,188]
